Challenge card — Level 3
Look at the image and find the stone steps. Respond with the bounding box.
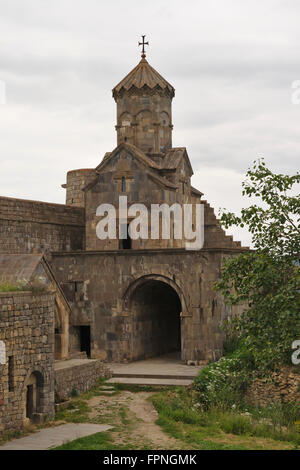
[105,353,202,387]
[97,384,116,394]
[106,377,193,386]
[112,372,196,380]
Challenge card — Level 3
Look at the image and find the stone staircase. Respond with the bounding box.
[106,375,194,386]
[105,354,203,387]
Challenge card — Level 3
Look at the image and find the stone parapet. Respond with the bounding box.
[54,359,112,402]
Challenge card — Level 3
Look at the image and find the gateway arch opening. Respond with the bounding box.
[130,279,182,361]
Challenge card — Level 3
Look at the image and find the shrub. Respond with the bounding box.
[194,346,255,410]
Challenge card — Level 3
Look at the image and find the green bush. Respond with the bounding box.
[194,346,254,410]
[223,335,241,356]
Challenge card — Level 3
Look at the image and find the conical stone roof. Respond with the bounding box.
[113,57,175,99]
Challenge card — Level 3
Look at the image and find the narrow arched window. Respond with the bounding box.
[121,176,126,192]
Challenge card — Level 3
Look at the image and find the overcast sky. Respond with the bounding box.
[0,0,299,246]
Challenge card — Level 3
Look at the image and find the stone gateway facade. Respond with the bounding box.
[53,52,247,363]
[52,249,243,363]
[0,49,248,377]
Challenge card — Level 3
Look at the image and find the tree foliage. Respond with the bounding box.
[216,159,300,374]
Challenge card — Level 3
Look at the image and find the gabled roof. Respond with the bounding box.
[161,148,194,176]
[0,254,43,282]
[83,143,178,192]
[0,254,71,312]
[191,186,204,197]
[96,142,160,173]
[113,57,175,99]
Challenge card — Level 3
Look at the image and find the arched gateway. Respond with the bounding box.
[123,274,187,361]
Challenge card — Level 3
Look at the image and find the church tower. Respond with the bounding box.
[112,36,175,158]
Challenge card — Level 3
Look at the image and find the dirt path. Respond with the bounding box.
[87,391,185,450]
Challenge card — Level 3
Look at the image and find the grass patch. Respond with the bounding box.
[113,383,175,393]
[55,399,91,423]
[119,407,131,426]
[0,279,50,294]
[0,280,31,292]
[53,431,133,450]
[0,430,23,446]
[151,388,300,450]
[53,430,151,450]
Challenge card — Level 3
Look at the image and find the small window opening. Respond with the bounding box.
[121,176,126,192]
[120,224,132,250]
[8,356,14,392]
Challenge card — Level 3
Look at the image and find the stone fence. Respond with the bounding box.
[54,359,112,402]
[246,367,300,406]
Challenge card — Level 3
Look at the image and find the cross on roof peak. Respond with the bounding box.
[138,35,149,59]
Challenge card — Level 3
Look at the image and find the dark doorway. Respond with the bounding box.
[130,280,182,361]
[25,371,44,422]
[80,326,91,357]
[120,224,132,249]
[26,385,34,419]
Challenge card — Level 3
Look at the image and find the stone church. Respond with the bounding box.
[0,44,247,372]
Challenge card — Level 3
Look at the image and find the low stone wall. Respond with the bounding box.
[246,367,300,405]
[54,359,112,402]
[0,292,55,435]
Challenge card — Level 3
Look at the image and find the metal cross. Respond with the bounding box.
[138,35,149,58]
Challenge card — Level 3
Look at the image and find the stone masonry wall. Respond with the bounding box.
[64,169,96,208]
[246,367,300,405]
[51,249,243,364]
[84,148,245,252]
[0,292,55,435]
[0,196,85,255]
[55,359,112,402]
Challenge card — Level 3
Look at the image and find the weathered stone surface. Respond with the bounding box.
[0,196,84,255]
[54,358,112,402]
[51,249,244,363]
[0,292,55,434]
[246,367,300,405]
[65,169,96,208]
